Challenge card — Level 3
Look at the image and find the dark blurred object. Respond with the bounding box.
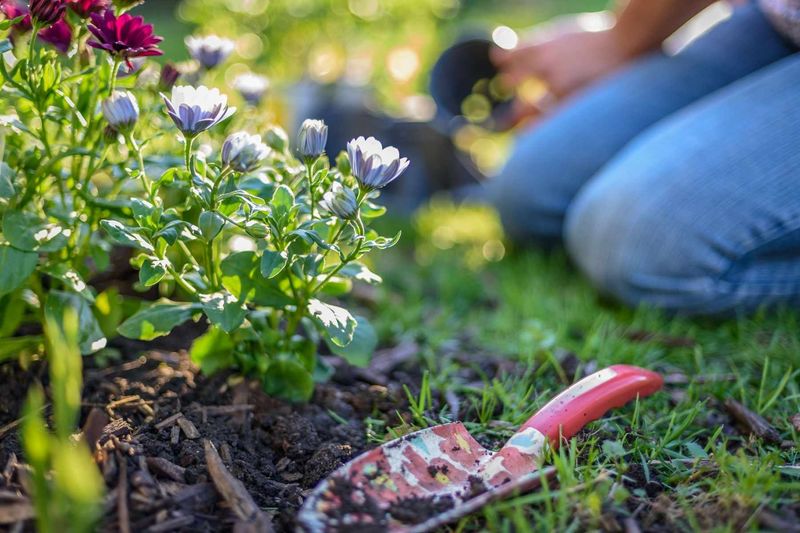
[294,83,483,213]
[429,37,513,131]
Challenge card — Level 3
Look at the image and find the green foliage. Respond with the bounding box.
[21,311,104,533]
[0,6,400,402]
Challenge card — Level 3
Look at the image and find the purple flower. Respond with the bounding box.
[185,35,234,70]
[346,136,409,190]
[38,18,72,54]
[87,9,163,68]
[29,0,66,25]
[162,85,236,137]
[68,0,108,18]
[233,72,269,106]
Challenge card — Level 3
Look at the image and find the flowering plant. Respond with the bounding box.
[0,3,406,401]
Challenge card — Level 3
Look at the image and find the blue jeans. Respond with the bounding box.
[487,4,800,315]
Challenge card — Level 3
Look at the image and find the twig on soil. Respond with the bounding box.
[723,399,782,444]
[117,452,131,533]
[154,412,183,430]
[145,457,186,483]
[203,440,272,533]
[177,417,200,440]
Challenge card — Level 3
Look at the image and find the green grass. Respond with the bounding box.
[366,201,800,532]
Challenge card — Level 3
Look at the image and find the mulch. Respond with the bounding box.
[0,325,422,533]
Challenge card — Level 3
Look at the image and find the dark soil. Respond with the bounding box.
[0,324,421,533]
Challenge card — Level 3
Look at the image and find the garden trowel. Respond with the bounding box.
[298,364,662,533]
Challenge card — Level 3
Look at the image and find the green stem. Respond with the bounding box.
[306,159,316,218]
[184,135,195,172]
[109,58,120,96]
[167,265,197,296]
[125,133,156,204]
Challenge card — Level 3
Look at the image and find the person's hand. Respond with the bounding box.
[491,14,633,128]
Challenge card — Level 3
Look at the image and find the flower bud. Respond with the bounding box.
[158,63,180,92]
[297,119,328,159]
[30,0,66,25]
[264,126,288,153]
[102,90,139,133]
[320,182,358,220]
[221,132,270,173]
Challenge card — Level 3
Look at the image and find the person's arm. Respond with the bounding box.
[612,0,719,58]
[491,0,718,126]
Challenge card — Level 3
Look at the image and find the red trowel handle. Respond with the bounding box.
[521,365,662,447]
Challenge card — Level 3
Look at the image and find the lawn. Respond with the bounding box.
[364,201,800,531]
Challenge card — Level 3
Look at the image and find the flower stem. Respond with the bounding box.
[109,58,120,96]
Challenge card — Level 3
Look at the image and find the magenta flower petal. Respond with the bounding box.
[87,9,162,64]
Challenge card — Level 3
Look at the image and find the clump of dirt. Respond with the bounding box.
[388,494,455,524]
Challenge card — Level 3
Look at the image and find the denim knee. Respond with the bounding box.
[563,174,730,314]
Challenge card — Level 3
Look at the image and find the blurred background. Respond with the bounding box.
[137,0,607,211]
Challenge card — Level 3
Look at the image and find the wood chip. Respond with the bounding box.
[723,398,782,444]
[204,440,272,532]
[177,417,200,440]
[146,457,186,483]
[154,412,183,430]
[0,501,34,524]
[170,424,180,445]
[81,408,110,451]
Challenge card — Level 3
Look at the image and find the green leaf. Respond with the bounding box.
[291,228,333,250]
[307,299,356,347]
[199,211,225,241]
[263,354,314,403]
[190,326,234,375]
[0,17,24,32]
[339,262,382,284]
[44,291,107,355]
[41,263,94,303]
[221,251,292,308]
[260,249,288,279]
[327,315,377,367]
[271,184,294,211]
[200,291,247,333]
[0,244,37,296]
[139,257,169,287]
[118,299,200,341]
[0,162,16,199]
[99,219,154,252]
[3,210,70,252]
